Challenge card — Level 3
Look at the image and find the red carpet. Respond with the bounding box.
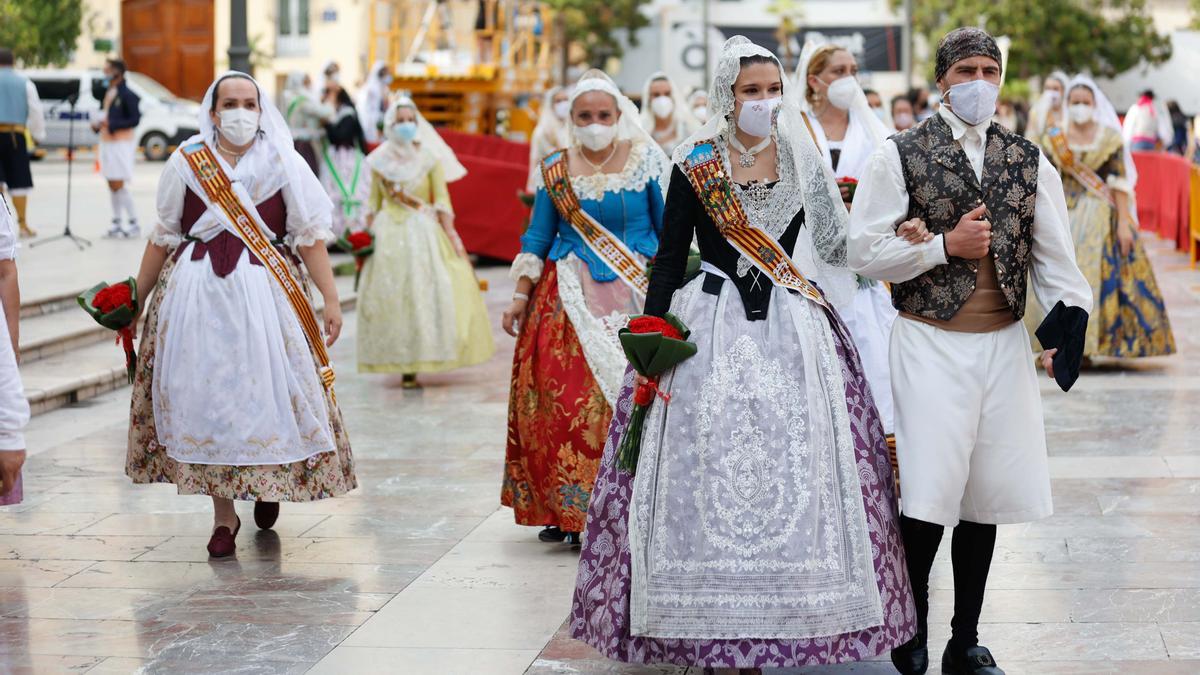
[440,129,531,262]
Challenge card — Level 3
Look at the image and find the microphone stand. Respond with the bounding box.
[32,92,91,250]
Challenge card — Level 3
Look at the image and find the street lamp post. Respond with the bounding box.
[229,0,252,75]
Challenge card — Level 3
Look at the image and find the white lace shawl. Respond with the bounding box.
[669,36,857,314]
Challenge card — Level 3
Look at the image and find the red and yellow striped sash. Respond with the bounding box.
[1046,127,1134,223]
[181,142,336,398]
[540,150,649,296]
[681,142,826,308]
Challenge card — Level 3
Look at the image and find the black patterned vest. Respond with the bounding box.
[891,114,1040,322]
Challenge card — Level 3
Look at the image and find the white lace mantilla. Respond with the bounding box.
[628,275,882,639]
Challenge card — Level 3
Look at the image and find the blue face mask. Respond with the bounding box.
[101,77,111,88]
[393,122,418,142]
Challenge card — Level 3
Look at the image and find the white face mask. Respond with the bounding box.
[552,100,570,120]
[1044,89,1062,106]
[218,108,260,146]
[575,122,618,151]
[693,105,709,122]
[944,79,1000,126]
[650,95,674,119]
[871,107,887,123]
[824,76,861,111]
[894,112,915,129]
[1069,103,1095,125]
[735,96,781,138]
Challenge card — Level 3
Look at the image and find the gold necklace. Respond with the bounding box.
[580,143,618,173]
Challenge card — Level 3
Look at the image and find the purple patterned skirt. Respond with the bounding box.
[569,286,915,668]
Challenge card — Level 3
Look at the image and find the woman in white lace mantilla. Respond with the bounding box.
[797,41,909,434]
[500,70,669,545]
[126,73,356,559]
[639,71,699,157]
[570,37,916,669]
[356,98,494,385]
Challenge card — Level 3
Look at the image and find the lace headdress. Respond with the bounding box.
[367,96,468,185]
[638,71,700,136]
[796,38,892,176]
[567,70,661,150]
[671,36,857,312]
[1065,75,1139,187]
[566,69,671,191]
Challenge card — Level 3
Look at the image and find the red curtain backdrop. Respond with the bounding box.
[440,130,532,261]
[1132,151,1191,251]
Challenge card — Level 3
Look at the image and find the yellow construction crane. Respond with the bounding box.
[368,0,557,136]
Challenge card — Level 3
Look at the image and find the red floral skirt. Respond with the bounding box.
[501,262,611,532]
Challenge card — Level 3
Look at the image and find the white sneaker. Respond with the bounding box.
[122,222,141,239]
[104,221,124,238]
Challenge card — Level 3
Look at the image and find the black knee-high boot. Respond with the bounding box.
[948,520,997,653]
[891,514,945,674]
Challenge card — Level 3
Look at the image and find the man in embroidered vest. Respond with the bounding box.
[847,28,1092,675]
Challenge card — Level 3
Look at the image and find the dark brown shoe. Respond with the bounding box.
[254,501,280,530]
[207,516,241,558]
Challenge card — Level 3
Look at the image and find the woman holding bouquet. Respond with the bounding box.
[570,37,918,668]
[798,41,902,435]
[356,97,493,386]
[500,70,669,545]
[127,72,356,558]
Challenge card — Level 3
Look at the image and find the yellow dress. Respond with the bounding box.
[1027,126,1174,357]
[356,157,495,373]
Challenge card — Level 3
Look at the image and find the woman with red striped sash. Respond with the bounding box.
[500,70,668,545]
[126,73,355,558]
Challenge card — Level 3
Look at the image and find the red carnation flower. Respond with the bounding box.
[92,284,133,314]
[837,176,859,185]
[346,231,373,251]
[627,316,682,341]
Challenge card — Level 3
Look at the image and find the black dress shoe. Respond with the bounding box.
[254,501,280,530]
[538,526,567,542]
[941,644,1004,675]
[891,634,929,674]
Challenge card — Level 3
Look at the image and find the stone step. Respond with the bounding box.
[19,306,111,364]
[23,277,358,417]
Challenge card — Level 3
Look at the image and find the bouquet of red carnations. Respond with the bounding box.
[837,175,859,202]
[336,230,375,291]
[616,313,697,474]
[77,278,139,383]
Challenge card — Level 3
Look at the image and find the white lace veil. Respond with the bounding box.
[183,71,331,230]
[1027,70,1069,141]
[670,35,857,313]
[794,40,889,177]
[370,96,468,184]
[638,71,699,136]
[531,85,570,150]
[1065,75,1139,187]
[567,69,660,150]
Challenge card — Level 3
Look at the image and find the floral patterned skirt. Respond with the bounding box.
[501,262,611,532]
[570,278,915,667]
[126,255,357,502]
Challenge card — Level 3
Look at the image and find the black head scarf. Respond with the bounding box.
[935,27,1002,83]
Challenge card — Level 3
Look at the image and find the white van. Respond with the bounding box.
[25,68,202,161]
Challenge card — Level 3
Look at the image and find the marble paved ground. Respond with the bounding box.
[1,215,1199,673]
